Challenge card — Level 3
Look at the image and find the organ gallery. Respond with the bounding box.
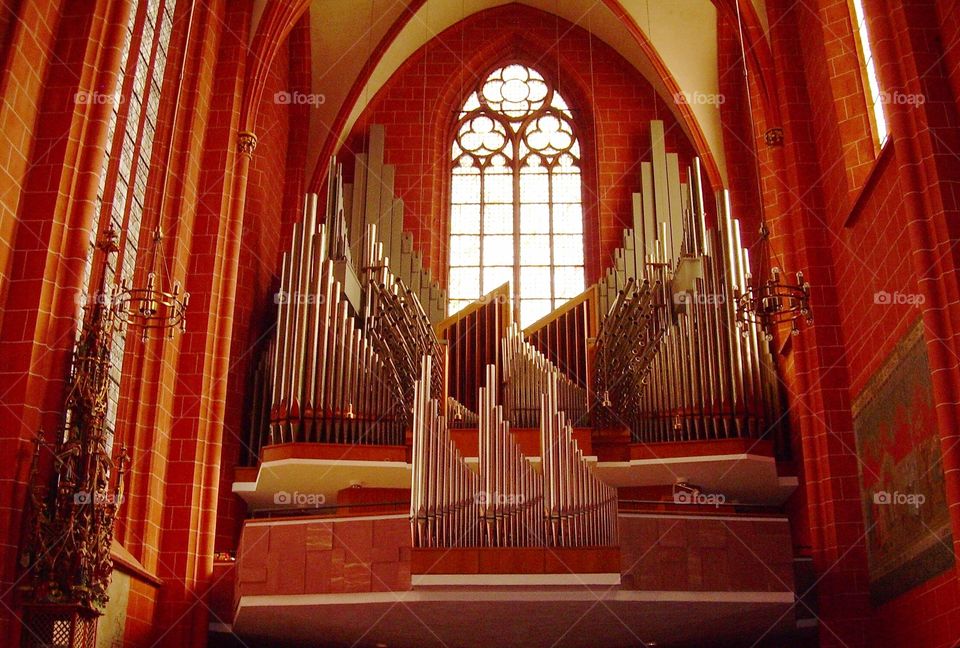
[2,1,959,647]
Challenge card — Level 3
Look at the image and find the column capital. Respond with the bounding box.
[238,130,258,158]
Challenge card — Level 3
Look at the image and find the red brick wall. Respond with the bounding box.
[340,4,699,285]
[761,1,874,644]
[875,570,960,647]
[717,11,762,244]
[789,0,921,393]
[758,0,960,644]
[0,2,122,641]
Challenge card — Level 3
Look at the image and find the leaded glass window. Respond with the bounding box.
[78,0,178,448]
[448,64,585,328]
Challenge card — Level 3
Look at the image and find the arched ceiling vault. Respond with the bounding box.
[248,0,777,193]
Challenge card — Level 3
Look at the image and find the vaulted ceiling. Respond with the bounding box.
[251,0,772,189]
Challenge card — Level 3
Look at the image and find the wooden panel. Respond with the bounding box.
[436,284,510,411]
[523,286,596,388]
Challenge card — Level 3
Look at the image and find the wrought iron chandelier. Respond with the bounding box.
[110,225,189,339]
[730,2,812,341]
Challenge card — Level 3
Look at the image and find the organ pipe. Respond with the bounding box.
[410,358,616,548]
[594,120,785,448]
[411,355,480,548]
[501,323,588,428]
[252,164,407,448]
[361,222,445,425]
[541,373,618,547]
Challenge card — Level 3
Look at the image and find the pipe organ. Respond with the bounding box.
[593,120,784,446]
[245,119,789,527]
[502,323,588,428]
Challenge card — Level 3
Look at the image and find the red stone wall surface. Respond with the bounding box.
[236,515,412,598]
[618,514,794,592]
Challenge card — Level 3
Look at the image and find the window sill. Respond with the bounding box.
[111,539,163,587]
[843,136,895,228]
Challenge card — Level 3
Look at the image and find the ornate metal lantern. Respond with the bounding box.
[733,224,813,341]
[111,226,189,339]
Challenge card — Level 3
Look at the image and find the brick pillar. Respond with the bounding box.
[149,2,253,645]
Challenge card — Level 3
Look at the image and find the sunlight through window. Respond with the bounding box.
[448,65,585,328]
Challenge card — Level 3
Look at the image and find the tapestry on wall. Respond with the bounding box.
[853,320,953,605]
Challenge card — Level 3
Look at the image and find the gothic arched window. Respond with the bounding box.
[447,64,585,328]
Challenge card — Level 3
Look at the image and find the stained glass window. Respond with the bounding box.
[447,64,585,328]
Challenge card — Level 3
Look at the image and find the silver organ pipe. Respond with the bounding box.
[411,355,480,548]
[446,396,478,428]
[343,125,447,324]
[361,222,445,426]
[410,359,617,549]
[541,373,617,547]
[593,277,667,433]
[478,364,544,547]
[246,151,461,454]
[257,172,404,447]
[594,120,785,449]
[501,323,587,429]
